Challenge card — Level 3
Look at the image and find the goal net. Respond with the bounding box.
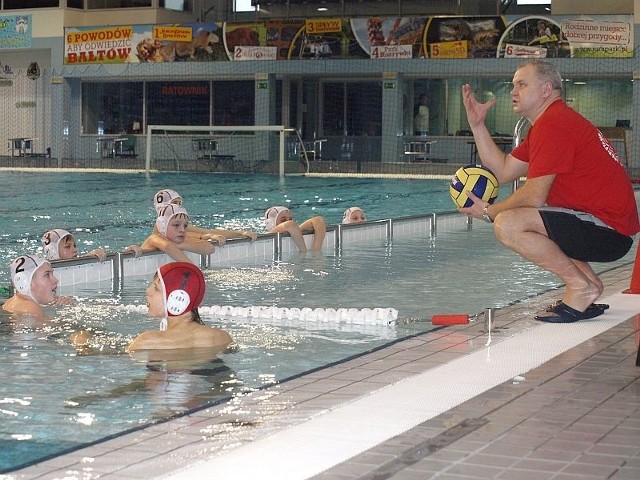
[144,125,307,175]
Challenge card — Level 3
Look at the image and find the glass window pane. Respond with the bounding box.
[322,83,344,136]
[146,82,211,126]
[347,82,381,136]
[68,0,84,8]
[160,0,191,11]
[3,0,59,7]
[322,82,381,137]
[212,81,254,126]
[82,82,143,135]
[86,0,151,8]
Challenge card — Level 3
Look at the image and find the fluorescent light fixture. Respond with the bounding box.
[517,1,551,4]
[318,7,328,11]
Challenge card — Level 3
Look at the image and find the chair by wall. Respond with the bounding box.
[115,134,137,158]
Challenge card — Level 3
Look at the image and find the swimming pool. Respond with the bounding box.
[0,171,457,286]
[0,171,636,473]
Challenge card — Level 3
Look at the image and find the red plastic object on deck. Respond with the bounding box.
[431,314,470,325]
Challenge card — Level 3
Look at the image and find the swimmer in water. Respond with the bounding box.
[71,262,232,360]
[153,189,258,244]
[136,204,215,263]
[265,206,326,252]
[41,229,108,262]
[342,207,366,224]
[127,262,232,353]
[2,254,74,320]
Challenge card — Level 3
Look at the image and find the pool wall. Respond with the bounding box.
[47,211,466,292]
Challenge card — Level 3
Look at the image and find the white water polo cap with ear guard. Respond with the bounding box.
[157,262,206,321]
[10,255,49,299]
[153,189,182,214]
[342,207,365,224]
[156,204,189,237]
[41,229,72,260]
[265,206,290,231]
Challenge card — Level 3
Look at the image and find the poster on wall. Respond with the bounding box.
[63,15,634,65]
[64,23,226,64]
[423,16,507,59]
[350,17,427,58]
[498,15,633,58]
[222,22,299,60]
[222,19,367,60]
[0,15,32,49]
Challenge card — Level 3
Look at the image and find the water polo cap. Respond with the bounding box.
[157,262,206,318]
[41,229,72,260]
[10,254,49,299]
[154,189,182,213]
[156,204,189,237]
[265,206,290,231]
[342,207,365,224]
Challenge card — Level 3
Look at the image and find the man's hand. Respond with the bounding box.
[458,190,488,220]
[462,84,497,129]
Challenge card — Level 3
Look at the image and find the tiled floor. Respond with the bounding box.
[4,262,639,480]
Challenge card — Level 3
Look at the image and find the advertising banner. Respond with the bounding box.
[62,14,634,65]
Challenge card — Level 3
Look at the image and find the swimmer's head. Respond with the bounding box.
[156,204,189,238]
[342,207,366,224]
[265,206,291,231]
[41,229,74,260]
[157,262,206,318]
[154,189,183,213]
[10,254,53,301]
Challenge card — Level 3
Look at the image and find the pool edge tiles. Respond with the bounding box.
[159,291,640,480]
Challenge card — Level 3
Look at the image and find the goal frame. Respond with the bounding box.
[145,124,293,177]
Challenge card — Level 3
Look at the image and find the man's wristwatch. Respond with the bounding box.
[482,205,493,224]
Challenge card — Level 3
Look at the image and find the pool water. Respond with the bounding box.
[0,171,458,286]
[0,171,636,473]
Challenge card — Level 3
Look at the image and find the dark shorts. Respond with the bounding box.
[539,208,634,263]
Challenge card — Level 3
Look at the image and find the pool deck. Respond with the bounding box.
[4,260,639,480]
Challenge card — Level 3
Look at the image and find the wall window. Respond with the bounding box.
[2,0,59,7]
[212,81,255,126]
[322,81,382,136]
[146,81,210,126]
[441,76,634,138]
[160,0,191,11]
[82,82,143,135]
[86,0,151,8]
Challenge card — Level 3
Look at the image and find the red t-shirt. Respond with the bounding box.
[511,100,639,236]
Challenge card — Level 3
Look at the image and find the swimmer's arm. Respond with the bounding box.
[186,229,226,245]
[298,216,327,252]
[215,229,258,242]
[270,220,307,253]
[179,236,215,256]
[70,330,126,356]
[123,244,144,257]
[52,295,75,306]
[141,235,195,263]
[188,225,257,243]
[84,248,107,262]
